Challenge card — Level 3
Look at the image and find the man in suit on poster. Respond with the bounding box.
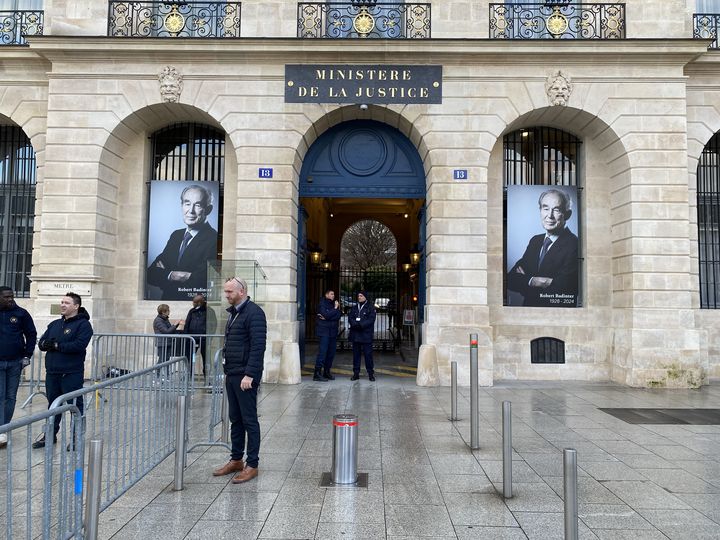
[147,184,218,300]
[507,188,578,307]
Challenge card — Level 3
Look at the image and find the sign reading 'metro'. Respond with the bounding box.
[285,65,442,104]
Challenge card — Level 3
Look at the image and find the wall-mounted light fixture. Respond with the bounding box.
[410,250,421,265]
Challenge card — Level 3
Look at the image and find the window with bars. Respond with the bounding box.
[503,126,583,307]
[0,125,36,296]
[697,132,720,308]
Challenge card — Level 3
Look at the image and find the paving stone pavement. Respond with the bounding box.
[99,378,720,539]
[9,378,720,539]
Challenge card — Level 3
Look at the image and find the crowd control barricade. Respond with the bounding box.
[188,349,231,453]
[19,349,47,409]
[0,403,85,539]
[49,356,191,514]
[91,333,224,393]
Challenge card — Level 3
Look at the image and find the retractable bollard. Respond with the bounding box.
[84,439,104,540]
[331,414,358,485]
[563,448,579,540]
[470,334,480,450]
[502,401,512,498]
[449,361,458,421]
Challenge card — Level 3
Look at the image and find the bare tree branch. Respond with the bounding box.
[340,220,397,269]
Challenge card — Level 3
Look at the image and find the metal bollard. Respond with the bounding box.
[332,414,358,485]
[221,381,230,444]
[450,361,458,421]
[563,448,579,540]
[174,395,187,491]
[469,334,479,450]
[84,439,104,540]
[502,401,512,498]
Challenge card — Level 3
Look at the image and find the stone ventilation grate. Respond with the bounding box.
[530,337,565,364]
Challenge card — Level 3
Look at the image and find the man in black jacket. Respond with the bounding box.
[34,292,93,449]
[147,184,218,301]
[213,277,266,483]
[183,293,217,379]
[0,286,37,449]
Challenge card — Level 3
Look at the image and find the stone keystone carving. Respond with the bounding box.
[158,66,183,103]
[545,70,572,107]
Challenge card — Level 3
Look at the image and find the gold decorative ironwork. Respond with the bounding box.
[353,7,375,35]
[164,6,185,33]
[546,7,568,36]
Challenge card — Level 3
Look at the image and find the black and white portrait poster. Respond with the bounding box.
[146,181,220,301]
[506,185,579,307]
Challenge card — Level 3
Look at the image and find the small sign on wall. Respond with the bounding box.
[453,169,468,180]
[37,282,92,297]
[259,168,273,178]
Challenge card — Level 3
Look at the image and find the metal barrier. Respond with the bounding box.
[49,356,190,512]
[188,348,231,453]
[91,332,224,391]
[0,403,85,539]
[19,348,47,408]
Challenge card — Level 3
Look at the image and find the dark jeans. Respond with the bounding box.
[225,374,260,468]
[352,342,374,375]
[314,334,337,372]
[0,359,23,426]
[46,372,84,437]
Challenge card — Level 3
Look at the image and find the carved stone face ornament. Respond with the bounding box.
[158,66,183,103]
[545,71,572,107]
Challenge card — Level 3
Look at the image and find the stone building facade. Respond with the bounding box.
[3,0,720,387]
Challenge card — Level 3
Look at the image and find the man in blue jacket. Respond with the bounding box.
[33,292,93,449]
[213,277,266,483]
[0,286,37,449]
[313,289,342,381]
[348,290,376,381]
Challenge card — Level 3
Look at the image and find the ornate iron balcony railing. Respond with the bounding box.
[108,1,241,38]
[489,3,625,39]
[0,10,43,45]
[297,2,431,39]
[694,14,720,49]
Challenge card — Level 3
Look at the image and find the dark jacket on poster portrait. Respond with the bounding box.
[223,299,267,384]
[507,227,579,307]
[147,222,218,300]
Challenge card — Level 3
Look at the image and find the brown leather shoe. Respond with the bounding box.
[231,466,258,484]
[213,459,244,477]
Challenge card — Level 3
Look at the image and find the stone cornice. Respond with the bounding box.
[21,37,711,67]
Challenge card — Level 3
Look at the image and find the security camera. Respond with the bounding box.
[359,104,368,110]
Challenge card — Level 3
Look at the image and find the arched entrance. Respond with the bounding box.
[297,120,426,376]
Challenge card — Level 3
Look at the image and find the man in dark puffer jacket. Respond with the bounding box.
[212,277,266,483]
[34,292,93,449]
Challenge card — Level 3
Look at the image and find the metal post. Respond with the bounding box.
[331,414,358,485]
[502,401,512,498]
[469,334,479,450]
[173,395,187,491]
[450,361,458,421]
[84,439,103,540]
[563,448,579,540]
[221,382,230,444]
